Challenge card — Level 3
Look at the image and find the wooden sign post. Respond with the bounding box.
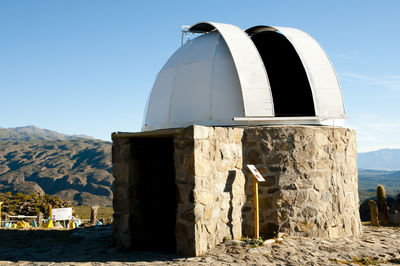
[0,202,2,227]
[247,165,265,239]
[253,175,260,239]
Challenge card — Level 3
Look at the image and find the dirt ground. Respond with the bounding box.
[0,225,399,265]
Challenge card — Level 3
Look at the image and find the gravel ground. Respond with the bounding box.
[0,225,399,265]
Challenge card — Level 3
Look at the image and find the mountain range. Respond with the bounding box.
[358,169,400,201]
[358,148,400,170]
[0,125,399,206]
[0,126,112,206]
[357,149,400,201]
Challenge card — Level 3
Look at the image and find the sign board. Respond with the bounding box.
[52,208,72,221]
[247,165,265,182]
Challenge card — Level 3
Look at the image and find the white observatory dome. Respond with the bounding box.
[143,22,345,131]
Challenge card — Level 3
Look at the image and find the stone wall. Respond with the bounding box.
[191,126,245,255]
[112,137,132,248]
[173,127,196,255]
[112,125,362,256]
[241,126,362,239]
[173,126,246,256]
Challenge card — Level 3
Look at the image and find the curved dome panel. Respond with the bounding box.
[248,29,316,117]
[190,22,274,117]
[143,30,246,131]
[246,25,345,118]
[275,26,345,117]
[143,22,346,131]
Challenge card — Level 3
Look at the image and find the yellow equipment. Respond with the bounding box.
[68,219,76,229]
[43,219,54,228]
[16,221,25,228]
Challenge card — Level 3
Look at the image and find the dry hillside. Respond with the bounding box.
[0,126,112,206]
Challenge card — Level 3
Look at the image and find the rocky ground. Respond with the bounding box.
[0,225,399,265]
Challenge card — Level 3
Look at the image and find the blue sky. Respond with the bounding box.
[0,1,399,152]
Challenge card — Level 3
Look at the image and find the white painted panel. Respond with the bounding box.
[162,41,193,70]
[170,60,213,124]
[214,22,274,116]
[191,22,274,117]
[320,119,345,127]
[182,31,220,64]
[144,67,178,130]
[275,26,345,117]
[211,34,244,121]
[211,57,244,120]
[315,88,345,117]
[214,34,234,60]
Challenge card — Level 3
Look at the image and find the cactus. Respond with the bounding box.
[368,200,379,226]
[376,185,389,225]
[377,184,386,202]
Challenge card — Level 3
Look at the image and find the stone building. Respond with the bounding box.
[112,22,362,256]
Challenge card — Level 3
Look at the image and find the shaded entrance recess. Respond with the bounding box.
[130,137,177,253]
[249,30,315,117]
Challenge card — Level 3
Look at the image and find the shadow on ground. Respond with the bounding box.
[0,225,185,263]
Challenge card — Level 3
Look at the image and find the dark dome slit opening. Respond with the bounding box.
[250,31,316,117]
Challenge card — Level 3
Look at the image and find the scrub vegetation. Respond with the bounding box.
[0,126,113,206]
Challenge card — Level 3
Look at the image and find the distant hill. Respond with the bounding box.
[357,149,400,201]
[358,148,400,170]
[358,168,400,202]
[0,125,94,141]
[2,126,399,206]
[0,126,112,206]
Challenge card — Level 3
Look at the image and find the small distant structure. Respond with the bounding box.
[90,206,99,226]
[112,22,361,256]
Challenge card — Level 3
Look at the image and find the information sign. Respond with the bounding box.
[247,165,265,182]
[52,208,72,221]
